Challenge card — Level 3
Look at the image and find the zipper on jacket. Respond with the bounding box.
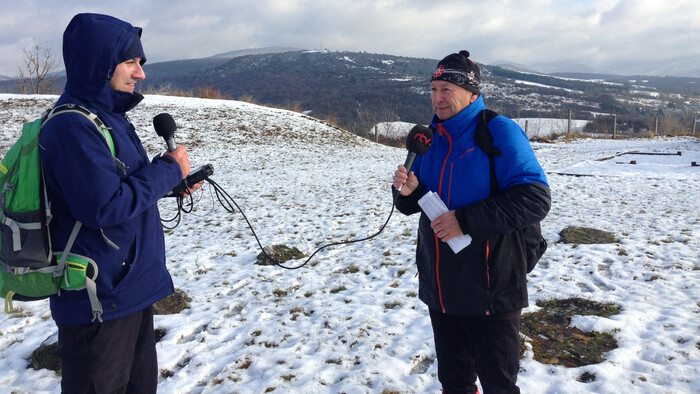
[435,233,446,312]
[486,240,491,288]
[435,123,453,313]
[447,162,454,207]
[437,124,452,198]
[100,229,120,250]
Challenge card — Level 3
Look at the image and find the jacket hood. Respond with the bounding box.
[62,13,146,113]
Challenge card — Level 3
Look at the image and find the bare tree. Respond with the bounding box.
[16,41,58,94]
[354,102,400,139]
[659,115,683,136]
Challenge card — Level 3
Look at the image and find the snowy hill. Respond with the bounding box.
[0,94,698,393]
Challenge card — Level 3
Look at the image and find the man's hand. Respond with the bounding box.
[430,210,464,242]
[164,146,190,179]
[182,180,204,198]
[393,165,419,196]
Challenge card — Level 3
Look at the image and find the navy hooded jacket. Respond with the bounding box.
[39,13,181,324]
[394,95,551,315]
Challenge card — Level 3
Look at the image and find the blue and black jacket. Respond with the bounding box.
[40,14,181,324]
[394,96,551,315]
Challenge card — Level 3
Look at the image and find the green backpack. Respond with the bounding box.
[0,104,115,322]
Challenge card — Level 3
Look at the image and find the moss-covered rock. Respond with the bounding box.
[29,341,60,373]
[255,244,306,266]
[154,288,191,315]
[559,226,619,244]
[520,297,621,367]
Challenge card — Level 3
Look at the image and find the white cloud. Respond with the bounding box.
[0,0,698,77]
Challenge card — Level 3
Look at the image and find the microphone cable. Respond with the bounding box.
[160,180,209,230]
[161,175,396,270]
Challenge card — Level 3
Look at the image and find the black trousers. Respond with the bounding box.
[429,308,521,394]
[57,306,158,394]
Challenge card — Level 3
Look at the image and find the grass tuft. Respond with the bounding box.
[559,226,619,244]
[521,297,621,367]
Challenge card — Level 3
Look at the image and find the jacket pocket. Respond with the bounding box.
[55,252,97,291]
[1,209,50,268]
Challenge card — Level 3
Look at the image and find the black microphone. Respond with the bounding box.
[398,125,433,192]
[153,113,177,152]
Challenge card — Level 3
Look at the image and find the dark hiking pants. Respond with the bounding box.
[57,306,158,394]
[429,307,521,394]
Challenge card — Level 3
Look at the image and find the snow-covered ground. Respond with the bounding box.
[0,94,698,393]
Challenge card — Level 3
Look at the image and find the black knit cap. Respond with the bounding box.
[431,50,480,95]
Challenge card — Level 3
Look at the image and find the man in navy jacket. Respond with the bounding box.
[40,13,191,393]
[393,51,550,393]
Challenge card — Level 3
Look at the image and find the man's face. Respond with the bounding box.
[430,80,477,121]
[110,58,145,93]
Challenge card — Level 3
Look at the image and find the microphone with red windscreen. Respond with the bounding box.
[398,125,433,192]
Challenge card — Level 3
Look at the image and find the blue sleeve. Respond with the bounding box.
[40,116,181,229]
[488,116,548,191]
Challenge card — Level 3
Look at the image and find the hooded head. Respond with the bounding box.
[62,13,146,112]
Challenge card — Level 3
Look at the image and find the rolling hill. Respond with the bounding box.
[2,49,699,136]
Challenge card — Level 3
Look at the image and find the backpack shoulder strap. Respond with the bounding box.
[474,109,500,158]
[475,109,500,197]
[43,104,115,157]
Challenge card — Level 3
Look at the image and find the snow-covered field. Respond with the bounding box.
[0,94,698,393]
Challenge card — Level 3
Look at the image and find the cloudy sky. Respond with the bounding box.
[1,0,699,77]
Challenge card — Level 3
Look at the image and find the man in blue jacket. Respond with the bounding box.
[39,13,191,393]
[392,51,551,393]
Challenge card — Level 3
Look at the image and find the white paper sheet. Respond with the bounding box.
[418,191,472,253]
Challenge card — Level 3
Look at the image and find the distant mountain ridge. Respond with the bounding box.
[497,57,700,79]
[209,47,303,58]
[2,48,698,135]
[141,50,438,133]
[137,49,700,134]
[142,47,304,80]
